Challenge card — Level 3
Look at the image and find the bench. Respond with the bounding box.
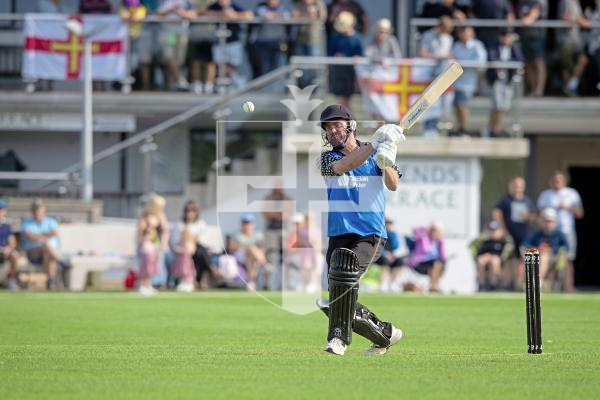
[58,223,137,291]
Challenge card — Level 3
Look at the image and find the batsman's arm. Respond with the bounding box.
[383,166,399,191]
[331,144,374,175]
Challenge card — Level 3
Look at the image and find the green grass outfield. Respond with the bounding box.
[1,291,599,400]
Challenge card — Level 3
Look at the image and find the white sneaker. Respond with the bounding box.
[324,337,347,356]
[7,278,19,291]
[189,81,203,95]
[176,282,194,293]
[138,286,157,296]
[176,76,189,91]
[364,325,403,356]
[204,82,214,94]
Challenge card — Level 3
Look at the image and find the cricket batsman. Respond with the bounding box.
[316,104,405,356]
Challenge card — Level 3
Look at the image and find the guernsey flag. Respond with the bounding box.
[22,14,127,81]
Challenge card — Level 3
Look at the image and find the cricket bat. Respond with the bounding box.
[399,61,463,130]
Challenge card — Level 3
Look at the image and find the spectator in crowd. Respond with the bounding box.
[517,0,547,97]
[157,0,193,91]
[185,1,217,94]
[365,18,402,65]
[136,193,170,295]
[292,0,327,86]
[328,11,364,107]
[169,200,213,289]
[470,221,514,291]
[493,176,536,290]
[365,18,402,121]
[537,170,583,292]
[468,0,514,52]
[585,0,600,93]
[79,0,113,13]
[376,218,403,293]
[38,0,70,13]
[120,0,149,89]
[419,0,467,23]
[557,0,592,96]
[134,0,162,90]
[0,200,20,291]
[251,0,290,80]
[21,199,61,290]
[418,16,453,137]
[171,228,197,292]
[406,221,447,293]
[326,0,368,52]
[451,26,487,136]
[521,208,569,291]
[234,214,269,290]
[205,0,253,92]
[215,235,247,288]
[285,211,324,293]
[486,29,523,137]
[262,181,293,289]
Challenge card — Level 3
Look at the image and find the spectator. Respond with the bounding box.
[285,211,324,293]
[486,29,523,137]
[136,0,162,90]
[375,218,403,293]
[21,199,61,290]
[470,221,514,291]
[38,0,70,13]
[251,0,290,80]
[418,16,453,137]
[326,0,368,51]
[215,235,247,288]
[493,176,536,290]
[419,0,467,23]
[136,193,170,295]
[585,0,600,93]
[450,26,487,136]
[171,228,197,292]
[468,0,514,52]
[405,221,447,293]
[517,0,547,97]
[120,1,149,89]
[205,0,253,91]
[537,170,583,292]
[0,200,20,291]
[521,208,569,291]
[79,0,113,14]
[157,0,193,91]
[185,1,217,94]
[262,181,293,289]
[169,200,213,289]
[293,0,327,85]
[234,214,269,290]
[328,11,364,107]
[557,0,592,96]
[365,18,402,65]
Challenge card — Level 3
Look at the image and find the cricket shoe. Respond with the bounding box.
[324,338,347,356]
[364,325,403,356]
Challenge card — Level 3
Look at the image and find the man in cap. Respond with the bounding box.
[316,104,405,355]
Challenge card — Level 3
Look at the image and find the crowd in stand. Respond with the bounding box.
[0,168,584,294]
[25,0,600,99]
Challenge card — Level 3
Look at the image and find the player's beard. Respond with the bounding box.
[329,129,351,151]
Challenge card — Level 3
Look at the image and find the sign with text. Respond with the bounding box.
[387,157,481,239]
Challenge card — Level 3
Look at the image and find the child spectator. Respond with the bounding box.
[138,226,160,295]
[172,228,197,292]
[285,211,324,293]
[328,11,364,107]
[450,26,487,136]
[406,221,446,293]
[234,214,269,290]
[521,208,569,291]
[216,235,247,288]
[0,200,20,291]
[486,29,523,137]
[470,221,514,291]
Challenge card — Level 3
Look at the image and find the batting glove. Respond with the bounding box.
[375,141,397,169]
[373,124,406,145]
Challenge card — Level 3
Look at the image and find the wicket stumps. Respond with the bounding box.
[524,248,542,354]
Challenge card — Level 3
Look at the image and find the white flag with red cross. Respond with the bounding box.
[22,14,127,81]
[355,59,453,123]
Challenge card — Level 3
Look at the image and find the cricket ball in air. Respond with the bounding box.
[242,101,255,113]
